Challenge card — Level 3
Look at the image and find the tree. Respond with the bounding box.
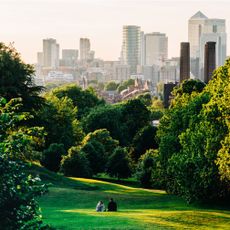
[37,95,84,150]
[104,81,119,91]
[82,129,119,158]
[0,98,48,229]
[41,143,66,172]
[81,140,106,175]
[82,105,128,145]
[121,98,151,143]
[136,149,161,188]
[106,147,132,180]
[0,43,44,111]
[61,146,92,178]
[50,84,105,119]
[136,93,152,107]
[131,125,158,162]
[81,129,119,175]
[117,79,135,93]
[157,67,230,202]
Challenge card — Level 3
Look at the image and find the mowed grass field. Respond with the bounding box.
[37,167,230,230]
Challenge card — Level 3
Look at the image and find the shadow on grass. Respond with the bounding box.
[52,209,230,230]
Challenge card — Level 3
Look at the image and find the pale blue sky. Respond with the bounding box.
[1,0,229,63]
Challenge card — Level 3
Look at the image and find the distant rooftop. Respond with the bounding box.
[190,11,208,20]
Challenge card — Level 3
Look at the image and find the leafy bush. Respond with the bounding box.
[61,146,92,178]
[81,140,106,175]
[130,125,158,163]
[106,147,132,179]
[0,157,48,230]
[41,143,66,172]
[136,150,161,188]
[0,97,49,229]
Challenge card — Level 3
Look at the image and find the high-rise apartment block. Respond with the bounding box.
[121,25,141,74]
[61,49,78,67]
[43,38,59,68]
[188,11,226,80]
[80,38,91,61]
[144,32,168,67]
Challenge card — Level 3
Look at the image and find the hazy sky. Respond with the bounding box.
[1,0,229,63]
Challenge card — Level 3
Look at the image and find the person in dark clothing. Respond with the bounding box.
[107,198,117,211]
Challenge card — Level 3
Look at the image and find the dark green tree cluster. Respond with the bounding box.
[50,84,105,119]
[83,98,151,146]
[0,43,44,111]
[157,62,230,202]
[0,98,49,229]
[117,79,135,93]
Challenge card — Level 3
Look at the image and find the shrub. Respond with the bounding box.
[41,143,65,172]
[106,147,132,180]
[61,146,92,178]
[0,156,48,230]
[136,150,162,188]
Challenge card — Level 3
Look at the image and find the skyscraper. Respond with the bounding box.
[80,38,90,61]
[121,25,141,74]
[43,38,59,68]
[144,32,168,67]
[62,49,78,67]
[188,11,226,80]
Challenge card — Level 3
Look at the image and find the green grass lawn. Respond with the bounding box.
[38,169,230,230]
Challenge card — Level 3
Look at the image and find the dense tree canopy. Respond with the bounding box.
[0,43,44,111]
[50,84,105,119]
[37,95,84,151]
[0,98,48,229]
[83,98,151,146]
[157,63,230,202]
[104,81,119,91]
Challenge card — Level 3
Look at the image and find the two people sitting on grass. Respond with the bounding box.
[96,198,117,212]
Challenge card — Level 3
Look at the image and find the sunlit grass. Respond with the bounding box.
[39,176,230,229]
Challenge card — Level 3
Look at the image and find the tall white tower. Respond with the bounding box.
[188,11,226,80]
[80,38,90,61]
[122,25,141,74]
[43,38,59,68]
[144,32,168,67]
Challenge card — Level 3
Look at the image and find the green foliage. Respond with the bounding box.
[106,147,132,179]
[81,129,119,175]
[157,64,230,202]
[41,143,66,172]
[81,140,105,175]
[82,105,127,145]
[117,79,135,93]
[83,98,151,146]
[104,81,119,91]
[61,146,92,178]
[82,129,119,158]
[50,84,105,119]
[0,98,45,160]
[0,158,48,230]
[130,125,158,162]
[121,98,151,143]
[0,43,44,111]
[37,95,84,150]
[0,97,48,229]
[136,92,152,107]
[136,149,161,188]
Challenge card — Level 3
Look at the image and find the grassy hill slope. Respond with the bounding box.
[36,166,230,229]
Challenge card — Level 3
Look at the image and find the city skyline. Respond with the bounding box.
[1,0,229,63]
